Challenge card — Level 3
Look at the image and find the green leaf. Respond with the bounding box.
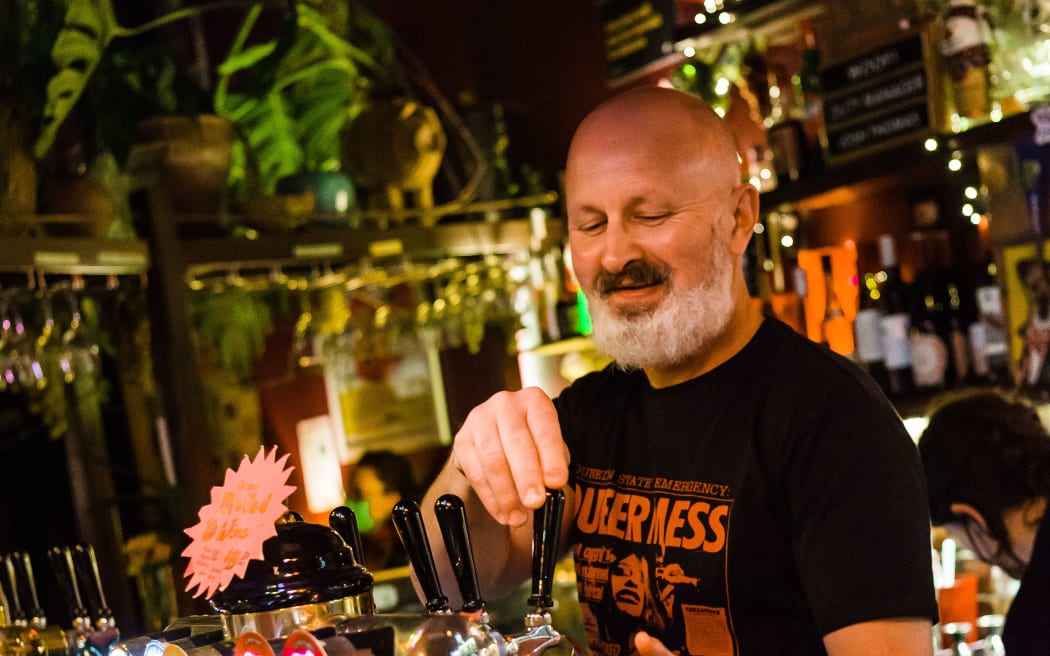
[33,0,121,159]
[216,42,279,77]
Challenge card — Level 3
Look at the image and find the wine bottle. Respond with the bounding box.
[798,18,824,172]
[820,254,854,356]
[969,254,1011,387]
[876,234,916,398]
[854,272,890,391]
[909,224,957,393]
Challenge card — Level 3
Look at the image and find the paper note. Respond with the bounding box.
[181,445,297,598]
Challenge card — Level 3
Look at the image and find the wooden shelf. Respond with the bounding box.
[179,216,567,277]
[0,236,150,274]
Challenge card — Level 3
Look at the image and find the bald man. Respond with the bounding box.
[420,87,937,656]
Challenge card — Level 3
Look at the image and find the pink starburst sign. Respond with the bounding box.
[182,445,297,599]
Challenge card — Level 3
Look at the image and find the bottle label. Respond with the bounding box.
[912,332,949,387]
[880,313,913,368]
[854,308,885,362]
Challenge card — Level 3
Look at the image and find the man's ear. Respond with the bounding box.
[949,502,989,530]
[729,183,759,256]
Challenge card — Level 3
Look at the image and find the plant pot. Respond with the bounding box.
[0,100,37,235]
[136,115,237,215]
[276,170,355,215]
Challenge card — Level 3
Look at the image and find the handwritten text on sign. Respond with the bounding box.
[182,446,297,599]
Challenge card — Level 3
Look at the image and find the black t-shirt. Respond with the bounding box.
[555,318,937,656]
[1003,511,1050,655]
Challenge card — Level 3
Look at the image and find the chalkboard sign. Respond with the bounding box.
[820,32,937,164]
[600,0,677,83]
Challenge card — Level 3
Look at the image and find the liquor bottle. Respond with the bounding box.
[939,0,994,120]
[876,234,916,398]
[765,63,807,182]
[969,254,1012,387]
[854,272,890,391]
[820,254,853,356]
[909,221,958,393]
[797,18,824,171]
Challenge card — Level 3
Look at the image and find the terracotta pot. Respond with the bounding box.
[0,100,37,233]
[136,115,237,215]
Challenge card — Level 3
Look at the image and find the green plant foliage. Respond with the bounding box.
[192,288,274,379]
[32,0,267,161]
[215,0,396,195]
[34,0,121,160]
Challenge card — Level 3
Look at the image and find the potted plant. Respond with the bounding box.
[213,0,400,214]
[0,0,66,227]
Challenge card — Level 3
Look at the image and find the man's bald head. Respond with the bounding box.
[567,87,742,192]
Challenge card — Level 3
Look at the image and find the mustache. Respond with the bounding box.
[594,260,669,296]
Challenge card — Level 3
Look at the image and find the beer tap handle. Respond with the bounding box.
[12,552,46,629]
[72,544,114,629]
[391,499,451,614]
[1,553,27,625]
[434,495,484,615]
[47,546,90,630]
[528,489,565,610]
[329,506,367,567]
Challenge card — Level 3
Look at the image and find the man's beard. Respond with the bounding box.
[587,243,736,371]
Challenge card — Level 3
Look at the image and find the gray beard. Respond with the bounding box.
[587,248,736,371]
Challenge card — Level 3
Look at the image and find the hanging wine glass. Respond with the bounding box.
[33,289,65,389]
[0,293,34,392]
[57,287,100,383]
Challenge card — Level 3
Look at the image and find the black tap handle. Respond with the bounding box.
[391,499,450,614]
[72,544,114,628]
[434,494,484,614]
[529,489,566,609]
[329,506,367,567]
[1,553,27,624]
[47,546,89,626]
[12,552,46,627]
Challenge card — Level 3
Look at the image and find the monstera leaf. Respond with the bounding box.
[31,0,265,161]
[35,0,121,160]
[214,1,391,195]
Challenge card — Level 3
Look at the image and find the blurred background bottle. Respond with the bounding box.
[876,234,916,399]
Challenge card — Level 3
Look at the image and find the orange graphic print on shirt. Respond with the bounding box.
[572,466,736,656]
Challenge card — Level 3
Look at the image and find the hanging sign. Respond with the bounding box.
[820,31,937,164]
[600,0,677,83]
[182,445,297,599]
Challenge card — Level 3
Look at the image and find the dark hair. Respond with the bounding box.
[918,388,1050,548]
[354,449,421,501]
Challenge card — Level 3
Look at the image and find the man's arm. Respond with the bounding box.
[417,387,571,608]
[634,619,934,656]
[823,618,934,656]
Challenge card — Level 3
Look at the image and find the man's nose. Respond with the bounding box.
[600,220,643,273]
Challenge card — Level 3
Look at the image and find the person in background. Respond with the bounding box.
[918,388,1050,655]
[345,449,421,571]
[418,86,937,656]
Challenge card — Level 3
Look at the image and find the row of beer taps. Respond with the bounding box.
[0,544,118,656]
[341,488,579,656]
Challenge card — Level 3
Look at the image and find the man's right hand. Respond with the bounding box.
[449,386,570,527]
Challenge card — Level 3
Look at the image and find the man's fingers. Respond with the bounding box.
[451,388,568,525]
[634,632,672,656]
[525,391,570,490]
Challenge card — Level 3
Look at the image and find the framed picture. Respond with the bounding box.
[1002,240,1050,397]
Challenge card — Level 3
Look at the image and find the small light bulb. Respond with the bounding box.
[924,138,939,152]
[964,186,978,199]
